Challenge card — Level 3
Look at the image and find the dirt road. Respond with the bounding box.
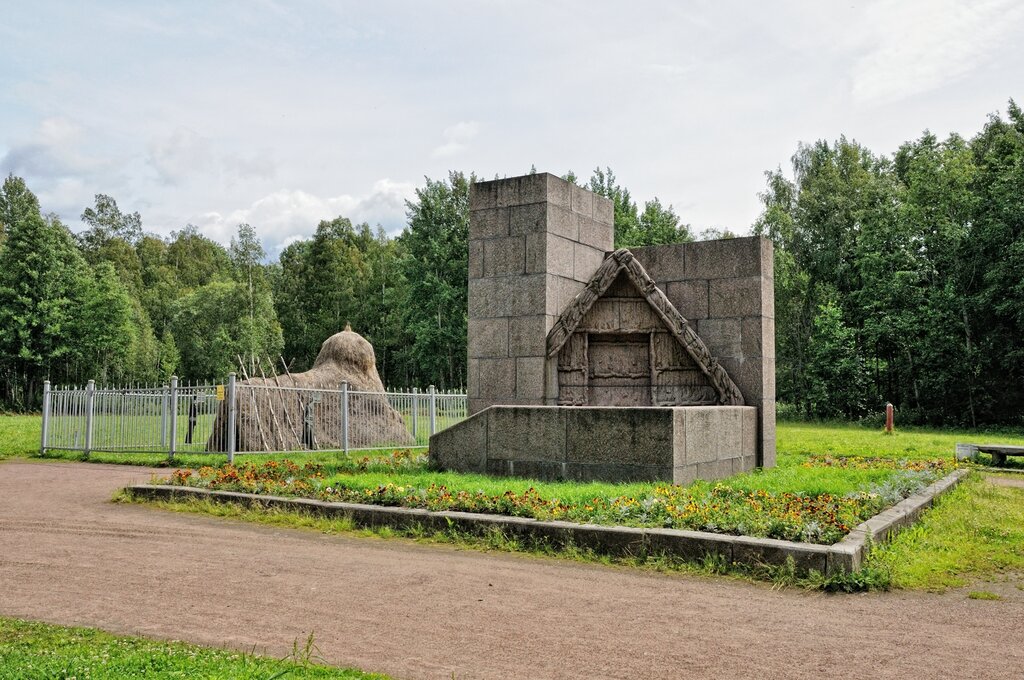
[1,460,1021,679]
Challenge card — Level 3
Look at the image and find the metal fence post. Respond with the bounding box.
[160,383,169,449]
[428,384,437,436]
[411,387,419,440]
[341,381,349,455]
[168,377,178,461]
[227,373,237,464]
[84,380,96,458]
[41,380,51,455]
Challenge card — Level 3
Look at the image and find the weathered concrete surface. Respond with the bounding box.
[468,174,613,415]
[431,405,757,484]
[631,237,776,468]
[2,461,1023,680]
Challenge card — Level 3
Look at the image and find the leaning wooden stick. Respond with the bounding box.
[257,356,286,450]
[237,354,270,452]
[268,357,302,447]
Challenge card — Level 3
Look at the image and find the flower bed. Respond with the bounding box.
[164,454,958,545]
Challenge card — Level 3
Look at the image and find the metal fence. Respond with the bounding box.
[40,375,467,462]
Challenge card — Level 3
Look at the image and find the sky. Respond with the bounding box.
[2,0,1022,256]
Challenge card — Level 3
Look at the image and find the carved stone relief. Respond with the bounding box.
[552,260,740,408]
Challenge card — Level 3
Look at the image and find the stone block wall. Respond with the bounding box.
[629,238,775,467]
[429,405,757,484]
[467,174,613,414]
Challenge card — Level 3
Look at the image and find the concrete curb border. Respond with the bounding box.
[125,468,970,576]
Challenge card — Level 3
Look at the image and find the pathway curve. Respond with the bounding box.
[1,460,1022,679]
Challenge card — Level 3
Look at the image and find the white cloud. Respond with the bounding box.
[850,0,1024,104]
[644,63,693,78]
[147,127,215,185]
[431,120,480,158]
[191,178,416,254]
[0,117,116,218]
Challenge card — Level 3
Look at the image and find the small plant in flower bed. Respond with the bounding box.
[169,459,325,496]
[164,457,957,545]
[803,455,953,472]
[322,448,427,473]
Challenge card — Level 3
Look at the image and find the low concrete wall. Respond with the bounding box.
[429,405,757,484]
[127,467,969,576]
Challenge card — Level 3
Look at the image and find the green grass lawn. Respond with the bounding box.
[0,617,387,679]
[0,414,41,460]
[777,420,1024,464]
[866,474,1024,590]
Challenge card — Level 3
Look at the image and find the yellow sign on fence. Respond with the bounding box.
[215,384,225,401]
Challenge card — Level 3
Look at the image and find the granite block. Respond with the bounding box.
[472,207,510,239]
[683,407,721,464]
[487,407,566,462]
[573,243,605,283]
[577,215,613,251]
[593,194,614,226]
[630,244,686,283]
[478,358,516,401]
[684,237,766,279]
[565,408,674,465]
[546,234,575,279]
[515,357,546,400]
[510,202,547,236]
[469,240,483,279]
[483,236,526,277]
[666,279,709,321]
[545,173,572,209]
[428,413,487,472]
[709,276,763,318]
[571,184,593,217]
[697,318,742,359]
[508,315,551,357]
[468,317,509,359]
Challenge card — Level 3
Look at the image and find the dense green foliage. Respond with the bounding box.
[3,101,1022,422]
[756,101,1024,424]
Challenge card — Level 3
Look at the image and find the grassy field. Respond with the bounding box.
[0,414,41,460]
[777,420,1024,465]
[0,616,387,679]
[867,474,1024,590]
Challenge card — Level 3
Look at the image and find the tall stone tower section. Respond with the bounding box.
[466,173,614,415]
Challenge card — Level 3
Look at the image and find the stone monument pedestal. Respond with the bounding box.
[430,404,757,484]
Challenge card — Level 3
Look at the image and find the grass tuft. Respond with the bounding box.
[967,591,1002,600]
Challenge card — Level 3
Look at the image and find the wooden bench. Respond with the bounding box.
[957,443,1024,466]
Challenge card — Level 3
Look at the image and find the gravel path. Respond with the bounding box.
[1,460,1022,679]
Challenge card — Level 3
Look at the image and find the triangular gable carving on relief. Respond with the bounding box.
[545,249,745,406]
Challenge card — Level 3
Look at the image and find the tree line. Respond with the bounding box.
[2,101,1021,424]
[755,100,1024,426]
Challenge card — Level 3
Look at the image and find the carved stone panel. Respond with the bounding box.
[605,271,643,298]
[557,333,588,405]
[587,333,652,406]
[652,331,718,405]
[578,299,619,332]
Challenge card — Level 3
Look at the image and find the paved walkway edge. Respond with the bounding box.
[126,468,970,576]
